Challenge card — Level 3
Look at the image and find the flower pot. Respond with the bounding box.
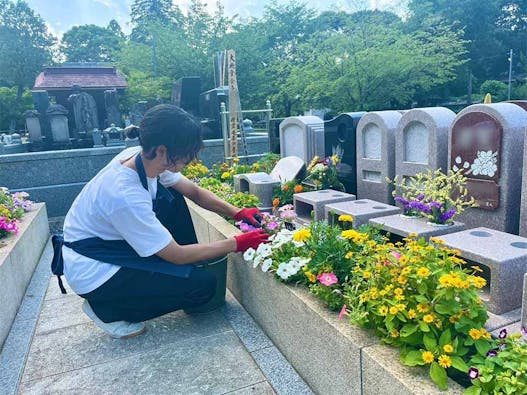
[184,255,227,313]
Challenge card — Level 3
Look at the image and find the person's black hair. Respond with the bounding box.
[128,104,203,164]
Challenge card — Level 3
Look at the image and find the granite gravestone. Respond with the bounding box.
[68,89,99,137]
[104,89,122,127]
[324,112,366,195]
[24,110,42,142]
[279,116,325,163]
[356,111,402,204]
[522,273,527,330]
[130,101,149,126]
[294,189,356,225]
[31,90,52,144]
[395,107,455,198]
[325,199,401,229]
[439,227,527,315]
[46,104,70,145]
[268,117,285,154]
[450,103,527,234]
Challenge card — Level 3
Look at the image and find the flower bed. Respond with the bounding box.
[187,200,467,394]
[0,202,49,349]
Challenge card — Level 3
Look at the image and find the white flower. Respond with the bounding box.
[288,258,303,274]
[243,248,256,262]
[256,243,272,258]
[253,254,263,268]
[276,262,293,279]
[261,259,273,272]
[292,240,305,247]
[470,150,497,177]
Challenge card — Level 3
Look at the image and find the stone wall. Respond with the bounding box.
[0,137,268,217]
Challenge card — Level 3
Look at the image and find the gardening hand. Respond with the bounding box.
[234,207,262,227]
[234,229,269,252]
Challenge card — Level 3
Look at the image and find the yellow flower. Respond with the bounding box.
[470,276,487,289]
[397,276,408,285]
[363,271,372,279]
[422,351,434,364]
[407,309,416,319]
[399,255,409,264]
[430,237,445,245]
[408,232,419,238]
[345,251,354,259]
[401,267,412,276]
[417,267,430,278]
[379,290,388,296]
[389,306,399,315]
[293,229,311,242]
[438,355,452,368]
[394,288,404,296]
[395,295,405,301]
[252,162,260,170]
[221,171,231,179]
[378,306,389,316]
[469,328,482,340]
[391,329,399,338]
[305,271,316,283]
[479,328,491,339]
[417,303,429,313]
[396,303,406,312]
[435,320,442,329]
[423,314,435,323]
[443,344,454,353]
[338,214,353,222]
[471,265,483,273]
[449,314,459,324]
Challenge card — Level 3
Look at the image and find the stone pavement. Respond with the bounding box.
[0,240,313,395]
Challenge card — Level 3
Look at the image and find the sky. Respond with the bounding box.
[24,0,406,38]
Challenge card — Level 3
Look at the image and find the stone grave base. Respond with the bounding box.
[0,203,49,349]
[187,199,465,395]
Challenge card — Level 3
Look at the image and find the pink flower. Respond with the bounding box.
[391,251,402,260]
[237,221,258,232]
[317,272,338,286]
[338,304,347,320]
[266,221,280,230]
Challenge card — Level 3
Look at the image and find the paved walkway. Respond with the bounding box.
[0,240,313,395]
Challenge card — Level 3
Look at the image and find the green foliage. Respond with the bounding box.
[479,80,509,102]
[0,0,55,97]
[118,70,172,111]
[0,87,32,130]
[61,24,122,63]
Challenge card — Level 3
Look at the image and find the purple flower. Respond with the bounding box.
[416,194,425,201]
[499,329,508,339]
[266,221,280,231]
[438,208,457,223]
[521,326,527,336]
[486,349,498,357]
[394,196,410,208]
[499,343,507,350]
[237,221,258,232]
[428,200,443,210]
[468,367,480,380]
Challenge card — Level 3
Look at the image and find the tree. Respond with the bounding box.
[61,24,122,63]
[130,0,183,43]
[0,0,56,102]
[0,87,32,130]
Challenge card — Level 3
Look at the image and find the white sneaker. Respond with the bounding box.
[82,300,146,339]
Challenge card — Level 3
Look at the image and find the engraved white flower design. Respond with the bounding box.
[470,150,497,177]
[452,156,470,172]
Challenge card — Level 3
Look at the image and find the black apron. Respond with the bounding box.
[51,153,195,294]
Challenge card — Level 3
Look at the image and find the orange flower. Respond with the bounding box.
[273,198,280,207]
[282,184,290,192]
[294,185,303,193]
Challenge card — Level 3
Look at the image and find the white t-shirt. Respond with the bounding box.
[63,146,183,295]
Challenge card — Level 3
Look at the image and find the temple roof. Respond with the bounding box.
[33,65,128,91]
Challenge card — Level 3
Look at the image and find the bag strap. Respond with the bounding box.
[51,234,67,294]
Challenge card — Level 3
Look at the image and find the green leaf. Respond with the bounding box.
[400,324,418,338]
[430,362,448,391]
[434,303,452,315]
[474,340,492,356]
[417,282,428,294]
[450,356,469,373]
[423,333,437,351]
[438,329,452,347]
[463,386,482,395]
[419,321,430,332]
[401,350,425,366]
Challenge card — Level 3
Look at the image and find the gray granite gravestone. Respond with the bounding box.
[395,107,455,198]
[449,103,527,234]
[104,89,122,127]
[279,116,325,163]
[325,199,401,229]
[294,189,356,225]
[234,156,305,211]
[517,127,527,237]
[438,227,527,315]
[369,214,465,242]
[31,90,52,143]
[24,110,42,142]
[46,104,70,143]
[356,111,402,204]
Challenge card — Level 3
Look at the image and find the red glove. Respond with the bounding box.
[234,229,269,252]
[234,207,262,227]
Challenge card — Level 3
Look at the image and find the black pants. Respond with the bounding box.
[80,189,217,323]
